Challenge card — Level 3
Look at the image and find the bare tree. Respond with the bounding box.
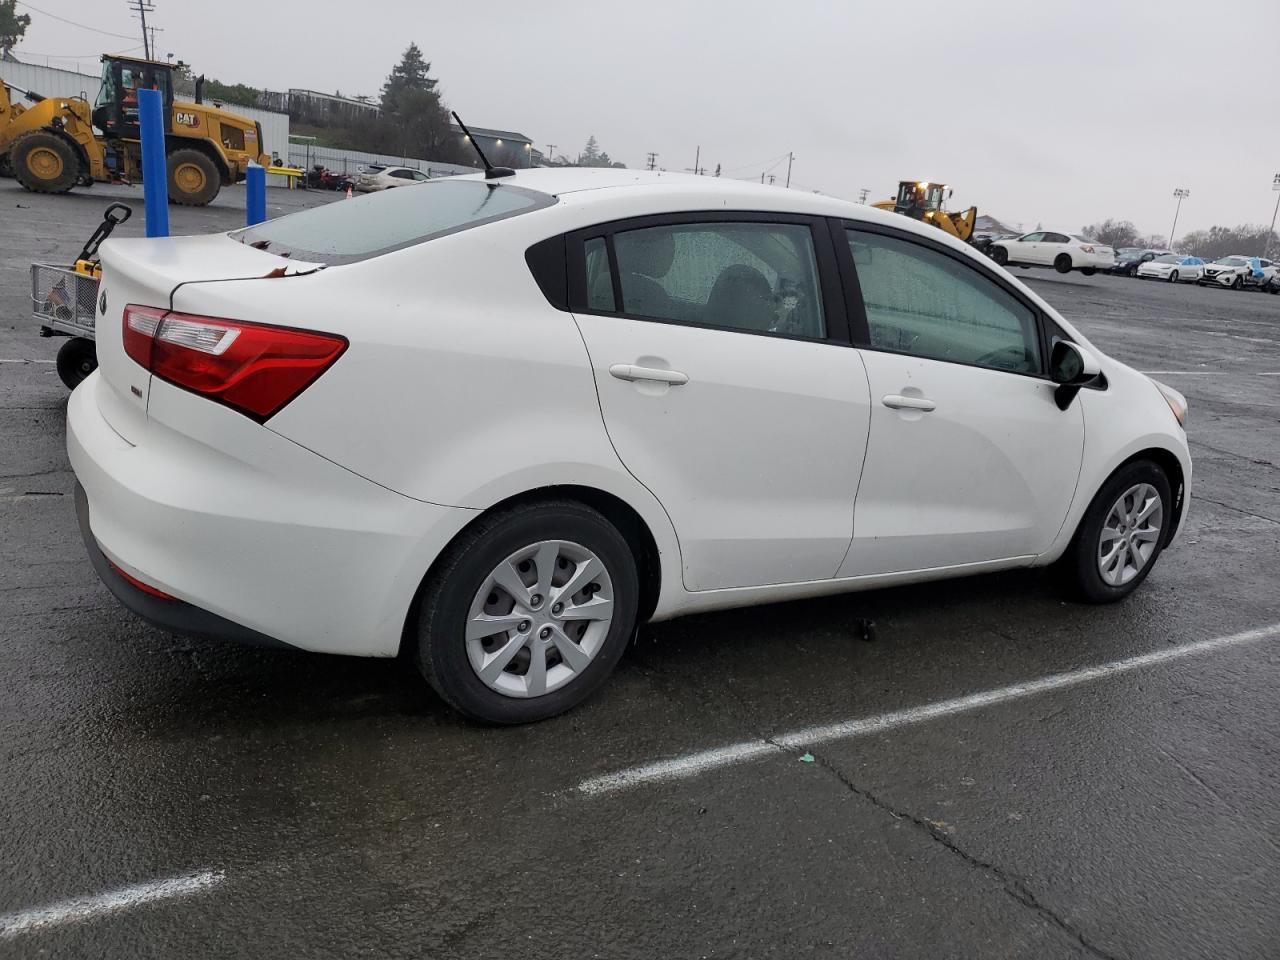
[1081,219,1141,249]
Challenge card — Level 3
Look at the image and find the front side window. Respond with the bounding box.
[607,221,826,339]
[847,229,1041,375]
[1020,232,1045,242]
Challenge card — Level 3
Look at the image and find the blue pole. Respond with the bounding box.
[246,163,266,226]
[137,87,169,238]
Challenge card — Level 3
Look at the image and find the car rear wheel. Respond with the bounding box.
[1054,253,1073,274]
[1168,270,1179,283]
[992,247,1009,266]
[414,500,639,724]
[1081,267,1097,276]
[1066,460,1172,603]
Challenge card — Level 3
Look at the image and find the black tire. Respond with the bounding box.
[1168,270,1178,283]
[1081,267,1097,276]
[166,148,220,206]
[55,337,97,390]
[1231,275,1243,290]
[11,131,80,194]
[1054,253,1073,274]
[414,500,640,724]
[992,246,1009,266]
[1066,460,1173,604]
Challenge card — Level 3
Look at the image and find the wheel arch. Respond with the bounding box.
[1119,446,1186,547]
[397,483,665,657]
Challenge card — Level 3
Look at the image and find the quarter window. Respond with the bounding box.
[847,229,1041,375]
[584,237,615,312]
[607,222,826,339]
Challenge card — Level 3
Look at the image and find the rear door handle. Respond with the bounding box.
[609,364,689,385]
[882,394,936,412]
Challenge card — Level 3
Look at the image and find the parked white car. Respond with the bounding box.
[355,164,431,192]
[1198,255,1273,290]
[1136,254,1205,283]
[990,231,1117,275]
[68,169,1191,723]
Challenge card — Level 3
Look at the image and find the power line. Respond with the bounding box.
[15,0,138,40]
[719,152,790,175]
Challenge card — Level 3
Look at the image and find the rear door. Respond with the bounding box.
[568,213,872,591]
[1041,232,1070,264]
[835,223,1085,576]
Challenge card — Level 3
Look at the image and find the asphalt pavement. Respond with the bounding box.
[1,180,1278,959]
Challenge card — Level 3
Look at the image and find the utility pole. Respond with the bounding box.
[128,0,157,60]
[1169,188,1190,249]
[785,152,793,188]
[768,174,776,186]
[645,152,658,171]
[857,188,870,204]
[1268,173,1280,258]
[546,144,556,165]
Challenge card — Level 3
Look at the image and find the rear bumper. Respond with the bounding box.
[67,373,477,656]
[75,482,290,648]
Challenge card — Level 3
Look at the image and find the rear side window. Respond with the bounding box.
[607,222,826,339]
[848,229,1041,374]
[233,180,554,264]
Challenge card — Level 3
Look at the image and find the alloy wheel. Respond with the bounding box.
[1097,483,1163,586]
[465,540,614,698]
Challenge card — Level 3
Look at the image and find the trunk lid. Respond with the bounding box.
[93,233,320,442]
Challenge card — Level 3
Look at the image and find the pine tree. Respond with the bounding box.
[381,43,437,116]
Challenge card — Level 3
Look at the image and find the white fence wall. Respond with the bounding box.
[0,59,292,185]
[287,143,477,178]
[0,59,98,100]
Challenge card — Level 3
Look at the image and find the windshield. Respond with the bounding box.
[233,179,554,264]
[1153,254,1179,264]
[1213,257,1247,266]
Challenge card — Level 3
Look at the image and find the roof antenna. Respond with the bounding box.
[453,112,515,180]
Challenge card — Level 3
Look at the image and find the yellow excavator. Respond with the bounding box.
[1,54,268,206]
[874,180,978,243]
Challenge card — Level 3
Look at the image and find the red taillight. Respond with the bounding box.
[122,305,347,421]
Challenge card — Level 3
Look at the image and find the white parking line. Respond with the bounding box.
[0,871,224,939]
[1142,371,1280,376]
[0,358,56,364]
[578,622,1280,797]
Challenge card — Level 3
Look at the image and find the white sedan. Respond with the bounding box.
[68,169,1191,723]
[1137,254,1205,282]
[354,164,431,192]
[990,231,1117,274]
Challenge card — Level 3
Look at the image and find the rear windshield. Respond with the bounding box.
[232,179,554,264]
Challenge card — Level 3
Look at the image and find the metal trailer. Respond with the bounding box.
[30,203,131,389]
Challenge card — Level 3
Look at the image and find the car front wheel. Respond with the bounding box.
[1168,270,1179,283]
[414,500,639,723]
[1067,460,1172,603]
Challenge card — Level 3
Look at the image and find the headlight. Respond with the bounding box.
[1152,379,1188,427]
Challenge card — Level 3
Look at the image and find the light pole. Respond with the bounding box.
[1268,173,1280,258]
[1169,188,1190,249]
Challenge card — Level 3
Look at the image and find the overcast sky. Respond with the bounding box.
[15,0,1280,236]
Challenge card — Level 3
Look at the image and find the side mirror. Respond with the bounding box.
[1050,340,1101,410]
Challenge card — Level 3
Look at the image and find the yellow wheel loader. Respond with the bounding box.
[874,180,978,243]
[1,55,268,206]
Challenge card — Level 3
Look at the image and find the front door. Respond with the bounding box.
[569,216,872,591]
[836,225,1085,576]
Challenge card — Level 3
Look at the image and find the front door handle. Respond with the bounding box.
[882,394,936,412]
[609,363,689,385]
